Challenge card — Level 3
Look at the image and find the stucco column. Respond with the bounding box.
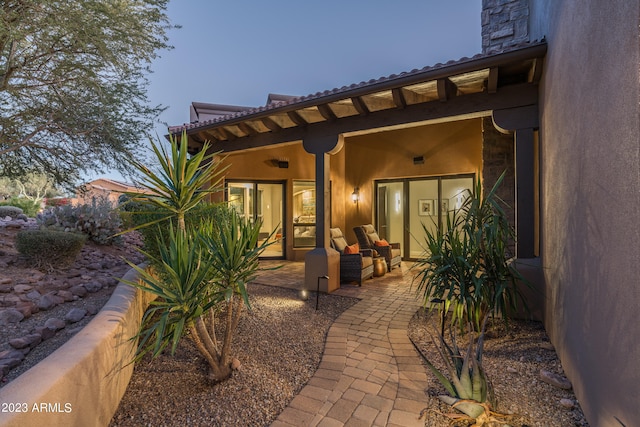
[302,134,344,293]
[514,127,535,258]
[493,106,537,259]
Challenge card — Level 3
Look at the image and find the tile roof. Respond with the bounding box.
[169,40,546,136]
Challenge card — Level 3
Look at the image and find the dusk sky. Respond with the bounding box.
[148,1,482,132]
[96,1,482,180]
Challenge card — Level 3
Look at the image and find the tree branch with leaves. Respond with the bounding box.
[0,0,174,186]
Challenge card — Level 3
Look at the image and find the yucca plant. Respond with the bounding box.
[125,209,275,382]
[413,171,529,332]
[121,130,227,233]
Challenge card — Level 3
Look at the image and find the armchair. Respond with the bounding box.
[353,224,402,271]
[329,228,374,286]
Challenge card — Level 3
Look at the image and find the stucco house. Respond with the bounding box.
[168,0,639,425]
[75,178,150,206]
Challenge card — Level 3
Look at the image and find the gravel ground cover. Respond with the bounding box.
[408,308,589,427]
[110,284,358,426]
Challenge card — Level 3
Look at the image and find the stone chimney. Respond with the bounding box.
[482,0,530,53]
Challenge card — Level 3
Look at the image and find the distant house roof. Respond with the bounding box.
[170,41,547,153]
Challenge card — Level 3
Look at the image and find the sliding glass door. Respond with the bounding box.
[375,174,474,260]
[226,181,284,258]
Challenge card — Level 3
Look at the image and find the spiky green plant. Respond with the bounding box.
[413,171,529,332]
[125,209,276,382]
[122,129,227,233]
[421,316,513,426]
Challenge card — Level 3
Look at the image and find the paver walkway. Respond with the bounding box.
[263,262,429,427]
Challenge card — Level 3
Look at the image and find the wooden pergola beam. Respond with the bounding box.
[437,78,458,102]
[317,104,337,121]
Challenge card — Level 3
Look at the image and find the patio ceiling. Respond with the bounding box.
[169,41,547,154]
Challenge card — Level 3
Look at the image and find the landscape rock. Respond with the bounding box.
[35,326,56,341]
[37,294,58,310]
[0,308,24,325]
[70,285,88,297]
[86,305,99,316]
[14,302,34,318]
[44,317,66,331]
[0,349,27,365]
[0,284,12,293]
[84,281,103,293]
[9,333,41,349]
[540,369,572,390]
[560,398,575,409]
[0,293,20,305]
[57,290,75,302]
[26,290,41,300]
[13,284,33,293]
[0,276,13,285]
[65,308,87,323]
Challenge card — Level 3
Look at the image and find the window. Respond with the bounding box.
[292,181,315,247]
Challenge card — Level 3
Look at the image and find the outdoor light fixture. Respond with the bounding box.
[316,276,329,310]
[277,160,289,169]
[351,187,360,204]
[413,156,425,165]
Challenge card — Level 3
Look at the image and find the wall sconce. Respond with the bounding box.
[413,156,424,165]
[351,187,360,204]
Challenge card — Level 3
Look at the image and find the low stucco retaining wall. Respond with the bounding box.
[0,267,154,427]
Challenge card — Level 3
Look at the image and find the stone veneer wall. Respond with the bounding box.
[482,0,530,53]
[481,117,515,232]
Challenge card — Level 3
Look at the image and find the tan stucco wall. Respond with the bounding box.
[0,268,155,427]
[219,119,483,260]
[531,1,640,425]
[340,119,483,243]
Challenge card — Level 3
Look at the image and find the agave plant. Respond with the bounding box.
[422,316,512,426]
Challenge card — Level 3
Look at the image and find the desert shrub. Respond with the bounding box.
[45,197,71,208]
[0,197,40,217]
[37,196,123,245]
[0,205,24,218]
[16,229,87,268]
[122,201,226,263]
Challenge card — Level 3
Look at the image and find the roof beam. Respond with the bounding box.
[216,127,236,141]
[392,88,407,109]
[210,82,538,153]
[287,110,308,126]
[528,58,543,83]
[317,104,338,121]
[350,96,370,115]
[261,117,282,132]
[488,67,499,94]
[237,122,258,136]
[437,78,458,102]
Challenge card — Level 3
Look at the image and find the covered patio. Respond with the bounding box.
[169,41,546,295]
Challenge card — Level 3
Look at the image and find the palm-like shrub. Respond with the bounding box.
[413,172,528,331]
[127,210,273,382]
[121,130,227,233]
[122,131,276,383]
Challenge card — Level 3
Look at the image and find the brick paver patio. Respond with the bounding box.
[257,262,429,427]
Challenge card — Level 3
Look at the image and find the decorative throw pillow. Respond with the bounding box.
[374,239,390,247]
[344,243,360,254]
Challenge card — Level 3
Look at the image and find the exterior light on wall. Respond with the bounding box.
[351,187,360,204]
[413,156,425,165]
